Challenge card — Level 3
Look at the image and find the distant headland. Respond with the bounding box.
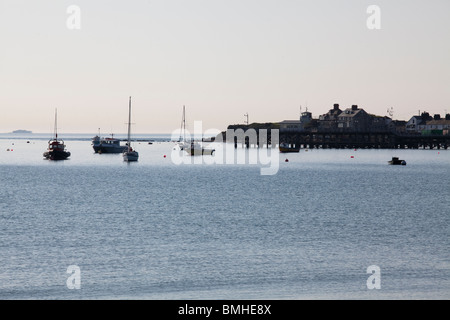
[11,130,33,134]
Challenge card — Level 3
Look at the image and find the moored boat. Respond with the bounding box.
[388,157,406,165]
[43,139,71,160]
[279,142,300,153]
[123,147,139,161]
[177,105,188,151]
[123,97,139,162]
[185,141,215,156]
[43,109,71,160]
[92,135,127,154]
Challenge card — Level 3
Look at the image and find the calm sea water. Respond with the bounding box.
[0,134,449,299]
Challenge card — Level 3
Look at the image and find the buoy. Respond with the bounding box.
[285,158,289,162]
[351,156,354,158]
[164,155,166,158]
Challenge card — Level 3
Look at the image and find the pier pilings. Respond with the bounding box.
[221,128,449,150]
[280,131,450,150]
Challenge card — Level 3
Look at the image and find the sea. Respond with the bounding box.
[0,132,449,300]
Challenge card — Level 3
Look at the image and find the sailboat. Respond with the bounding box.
[177,105,188,151]
[176,105,215,156]
[123,97,139,162]
[43,109,71,160]
[185,140,215,156]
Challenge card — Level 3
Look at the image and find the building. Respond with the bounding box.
[392,120,407,134]
[370,115,393,132]
[418,114,450,135]
[280,105,448,135]
[406,112,433,133]
[279,120,302,132]
[319,104,342,121]
[337,105,372,131]
[318,104,342,131]
[279,110,313,132]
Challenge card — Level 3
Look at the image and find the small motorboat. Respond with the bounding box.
[279,142,300,153]
[388,157,406,165]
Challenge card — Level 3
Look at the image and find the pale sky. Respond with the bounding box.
[0,0,449,133]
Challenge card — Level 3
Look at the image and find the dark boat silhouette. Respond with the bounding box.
[388,157,406,165]
[43,109,71,160]
[92,134,127,154]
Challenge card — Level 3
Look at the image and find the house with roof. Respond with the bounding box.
[418,114,450,135]
[318,104,342,131]
[406,112,433,133]
[319,104,342,121]
[370,115,394,132]
[336,105,372,131]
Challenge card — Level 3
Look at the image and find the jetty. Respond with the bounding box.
[218,104,450,150]
[279,130,449,150]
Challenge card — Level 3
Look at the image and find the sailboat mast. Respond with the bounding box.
[54,108,58,139]
[127,97,132,151]
[183,105,186,142]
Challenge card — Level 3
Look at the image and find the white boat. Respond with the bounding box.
[177,105,189,151]
[185,141,215,156]
[123,97,139,162]
[175,105,214,156]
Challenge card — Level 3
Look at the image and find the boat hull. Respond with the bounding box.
[279,147,300,153]
[388,160,406,165]
[388,157,406,165]
[185,147,215,156]
[279,143,300,153]
[93,145,128,154]
[123,151,139,162]
[43,150,71,160]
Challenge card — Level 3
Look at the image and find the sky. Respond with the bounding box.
[0,0,449,134]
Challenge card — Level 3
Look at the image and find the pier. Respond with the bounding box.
[280,131,449,150]
[221,105,450,150]
[219,127,450,150]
